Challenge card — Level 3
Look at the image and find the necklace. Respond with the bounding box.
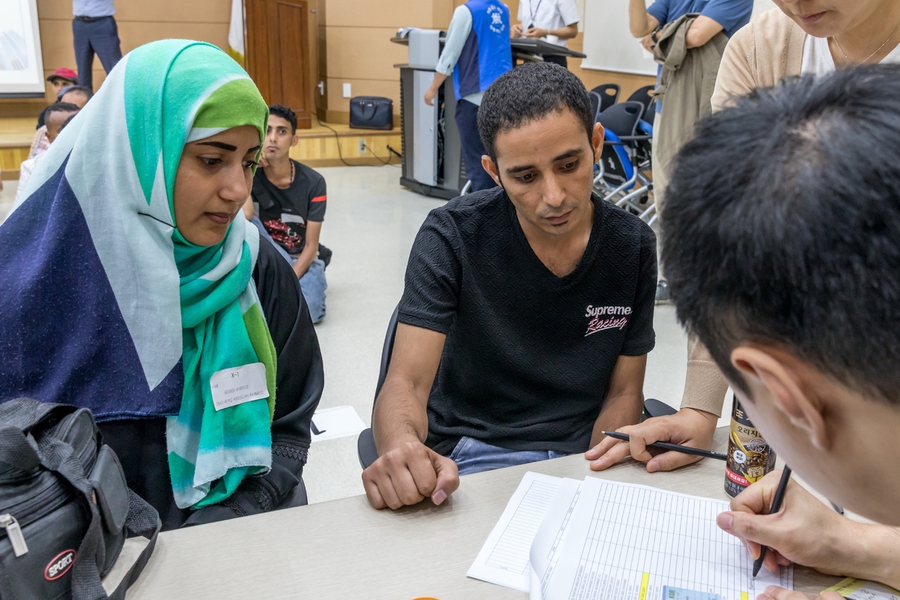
[290,160,295,184]
[832,17,900,66]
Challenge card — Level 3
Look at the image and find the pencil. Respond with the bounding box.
[601,431,728,461]
[753,466,792,578]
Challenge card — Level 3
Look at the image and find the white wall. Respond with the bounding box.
[580,0,779,76]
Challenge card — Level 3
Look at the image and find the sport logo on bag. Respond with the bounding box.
[44,550,76,581]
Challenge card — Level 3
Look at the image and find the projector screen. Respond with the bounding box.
[0,0,46,97]
[581,0,777,76]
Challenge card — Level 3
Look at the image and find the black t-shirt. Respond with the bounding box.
[252,160,327,255]
[398,187,657,456]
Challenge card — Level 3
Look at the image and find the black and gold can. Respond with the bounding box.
[725,395,777,498]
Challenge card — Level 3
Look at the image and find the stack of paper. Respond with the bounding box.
[468,472,793,600]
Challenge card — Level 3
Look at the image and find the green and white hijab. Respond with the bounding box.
[10,40,277,509]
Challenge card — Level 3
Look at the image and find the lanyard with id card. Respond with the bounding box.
[527,0,544,30]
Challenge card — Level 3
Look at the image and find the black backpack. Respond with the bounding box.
[0,398,160,599]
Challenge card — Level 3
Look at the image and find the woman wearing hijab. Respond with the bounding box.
[0,40,323,530]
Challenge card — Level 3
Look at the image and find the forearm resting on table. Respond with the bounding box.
[372,323,446,454]
[590,354,647,447]
[842,523,900,589]
[372,377,431,454]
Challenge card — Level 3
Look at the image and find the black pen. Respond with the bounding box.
[753,466,792,578]
[601,431,728,461]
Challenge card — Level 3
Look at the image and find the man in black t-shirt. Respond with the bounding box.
[243,105,327,323]
[362,63,657,511]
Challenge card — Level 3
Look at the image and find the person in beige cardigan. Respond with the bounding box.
[589,0,900,475]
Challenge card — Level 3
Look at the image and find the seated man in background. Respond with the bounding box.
[362,63,657,510]
[17,103,80,201]
[58,85,92,109]
[662,66,900,597]
[29,86,93,160]
[244,104,327,324]
[37,68,79,129]
[47,68,79,95]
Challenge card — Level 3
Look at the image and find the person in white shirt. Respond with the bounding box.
[512,0,581,68]
[16,103,80,202]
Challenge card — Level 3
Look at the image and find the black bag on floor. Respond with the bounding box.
[0,398,160,599]
[349,96,393,130]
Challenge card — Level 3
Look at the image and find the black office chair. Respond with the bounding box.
[590,83,620,115]
[356,305,677,469]
[625,85,656,120]
[594,101,655,223]
[588,91,602,124]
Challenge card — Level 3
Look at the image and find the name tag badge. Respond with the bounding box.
[210,363,269,411]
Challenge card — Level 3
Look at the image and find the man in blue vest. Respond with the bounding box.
[424,1,513,192]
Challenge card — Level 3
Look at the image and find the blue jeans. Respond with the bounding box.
[455,100,497,192]
[299,259,327,324]
[448,436,570,476]
[251,216,327,324]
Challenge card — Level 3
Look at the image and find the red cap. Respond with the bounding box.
[47,68,78,84]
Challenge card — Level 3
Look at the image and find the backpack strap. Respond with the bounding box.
[102,491,160,600]
[0,399,160,599]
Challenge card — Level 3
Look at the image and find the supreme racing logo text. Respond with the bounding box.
[584,305,631,337]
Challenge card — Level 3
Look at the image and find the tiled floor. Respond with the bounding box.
[0,166,728,505]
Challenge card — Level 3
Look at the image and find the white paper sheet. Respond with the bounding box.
[539,477,793,600]
[467,472,564,592]
[529,478,583,600]
[309,406,367,443]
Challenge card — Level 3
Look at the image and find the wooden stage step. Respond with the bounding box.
[0,117,401,179]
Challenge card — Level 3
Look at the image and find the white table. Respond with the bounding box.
[115,430,842,599]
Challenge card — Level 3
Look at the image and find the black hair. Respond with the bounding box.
[57,85,93,102]
[269,104,297,134]
[661,64,900,406]
[59,113,78,133]
[45,102,80,118]
[477,62,593,161]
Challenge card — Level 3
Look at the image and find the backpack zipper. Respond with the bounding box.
[0,514,28,557]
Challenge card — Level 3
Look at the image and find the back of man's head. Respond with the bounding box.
[58,85,93,108]
[269,104,297,134]
[662,64,900,406]
[477,62,593,161]
[44,102,81,143]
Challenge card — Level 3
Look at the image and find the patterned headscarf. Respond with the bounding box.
[4,40,277,508]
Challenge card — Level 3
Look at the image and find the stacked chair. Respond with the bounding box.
[592,84,657,226]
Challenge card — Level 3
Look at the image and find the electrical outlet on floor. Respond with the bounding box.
[358,140,366,154]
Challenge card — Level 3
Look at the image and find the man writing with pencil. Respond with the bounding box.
[660,65,900,598]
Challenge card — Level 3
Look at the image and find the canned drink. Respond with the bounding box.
[725,395,776,498]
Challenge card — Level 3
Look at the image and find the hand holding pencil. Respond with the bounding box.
[586,407,719,472]
[715,470,864,585]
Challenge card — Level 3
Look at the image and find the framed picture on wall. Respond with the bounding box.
[0,0,46,97]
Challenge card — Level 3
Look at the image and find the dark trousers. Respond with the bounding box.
[543,54,568,69]
[72,16,123,91]
[455,99,497,193]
